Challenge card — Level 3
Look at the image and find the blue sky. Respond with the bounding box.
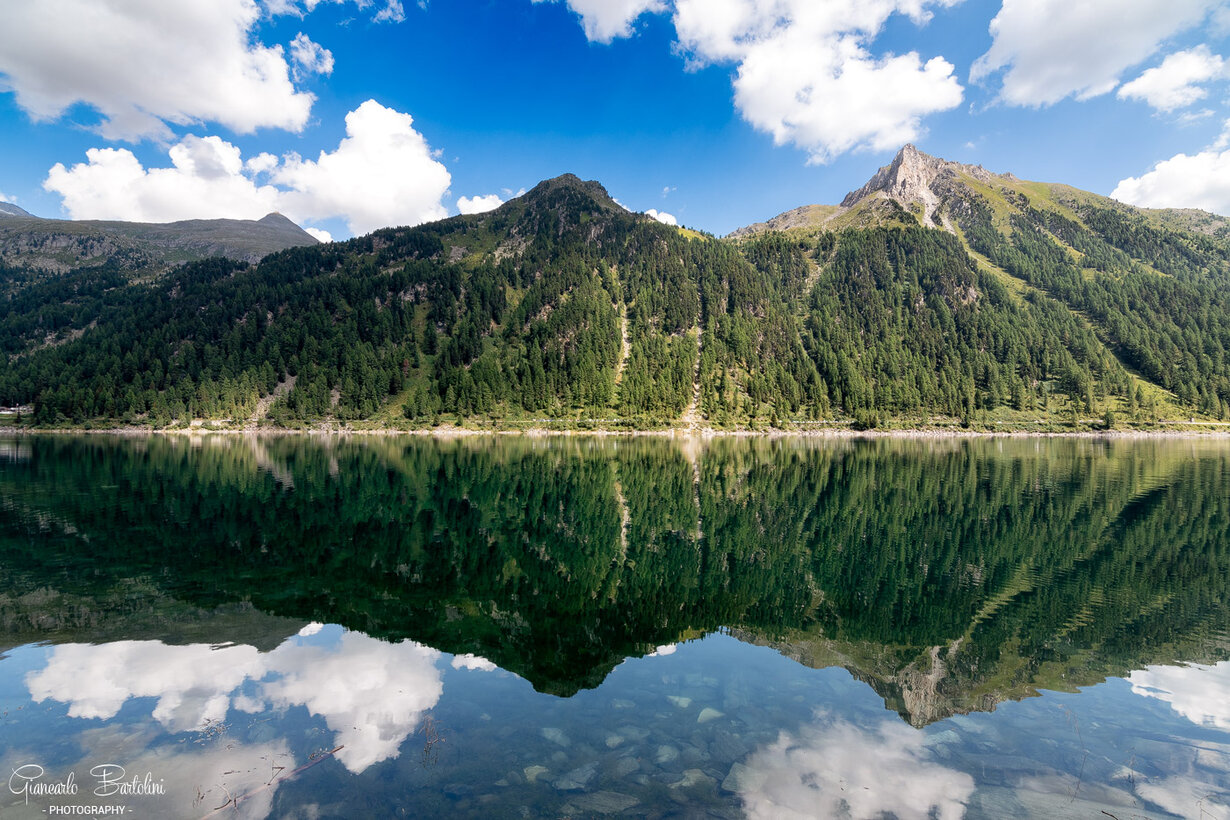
[1,0,1229,240]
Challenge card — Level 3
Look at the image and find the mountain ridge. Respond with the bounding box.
[730,144,1230,240]
[2,153,1229,428]
[0,210,319,273]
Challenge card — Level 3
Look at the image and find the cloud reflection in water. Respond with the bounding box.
[735,714,974,820]
[25,628,445,774]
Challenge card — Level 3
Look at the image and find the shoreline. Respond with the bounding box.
[3,423,1230,440]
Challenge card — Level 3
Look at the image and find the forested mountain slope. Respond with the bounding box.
[2,152,1228,429]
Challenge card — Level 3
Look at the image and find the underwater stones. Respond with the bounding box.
[670,768,717,790]
[604,733,625,748]
[721,762,768,794]
[554,762,597,791]
[697,707,724,724]
[609,698,636,709]
[708,729,748,762]
[612,756,640,779]
[540,727,571,747]
[655,744,680,765]
[569,791,640,814]
[523,765,549,783]
[679,745,707,768]
[618,725,650,742]
[668,695,693,709]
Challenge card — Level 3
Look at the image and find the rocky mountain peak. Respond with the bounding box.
[840,144,996,226]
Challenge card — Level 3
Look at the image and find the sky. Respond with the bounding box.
[1,0,1229,241]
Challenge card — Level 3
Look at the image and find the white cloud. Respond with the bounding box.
[0,735,294,820]
[0,0,314,141]
[260,631,444,772]
[26,629,446,775]
[273,100,451,232]
[457,193,505,214]
[289,32,335,79]
[45,137,282,224]
[26,641,265,731]
[533,0,667,43]
[0,191,15,204]
[672,0,964,163]
[373,0,406,23]
[1128,661,1230,730]
[1111,145,1230,214]
[970,0,1219,106]
[646,208,677,225]
[735,717,975,819]
[304,227,333,242]
[45,99,452,236]
[271,0,408,23]
[1117,46,1226,112]
[451,653,498,671]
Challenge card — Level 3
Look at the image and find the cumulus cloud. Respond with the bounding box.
[1111,141,1230,215]
[451,653,498,671]
[45,99,452,236]
[0,191,15,203]
[289,32,335,79]
[645,208,677,225]
[304,227,333,242]
[970,0,1219,106]
[0,0,314,141]
[1117,46,1226,112]
[261,631,444,772]
[533,0,667,43]
[735,717,975,819]
[457,193,505,214]
[1128,661,1230,730]
[672,0,963,163]
[26,630,446,775]
[273,100,451,232]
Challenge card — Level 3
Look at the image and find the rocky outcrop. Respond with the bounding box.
[840,144,995,227]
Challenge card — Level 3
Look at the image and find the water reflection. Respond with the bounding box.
[1129,661,1230,731]
[735,717,975,820]
[0,434,1228,817]
[27,627,446,773]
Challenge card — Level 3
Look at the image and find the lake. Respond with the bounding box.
[0,434,1227,818]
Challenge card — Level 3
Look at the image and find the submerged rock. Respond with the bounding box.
[540,727,571,747]
[570,791,640,814]
[523,765,549,783]
[668,695,693,709]
[655,745,680,765]
[721,762,768,794]
[612,756,640,779]
[554,762,597,791]
[670,768,717,790]
[698,707,724,724]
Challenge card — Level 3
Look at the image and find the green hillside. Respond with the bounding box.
[2,154,1229,430]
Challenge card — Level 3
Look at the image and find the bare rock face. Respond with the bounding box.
[840,144,995,227]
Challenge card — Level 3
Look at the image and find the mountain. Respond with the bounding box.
[0,210,318,274]
[733,143,1230,239]
[0,202,34,218]
[1,156,1229,428]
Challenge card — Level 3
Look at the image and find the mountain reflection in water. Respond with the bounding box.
[0,434,1227,818]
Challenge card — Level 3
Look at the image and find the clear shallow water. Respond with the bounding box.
[0,435,1227,818]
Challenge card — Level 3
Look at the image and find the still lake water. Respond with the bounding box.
[0,434,1228,819]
